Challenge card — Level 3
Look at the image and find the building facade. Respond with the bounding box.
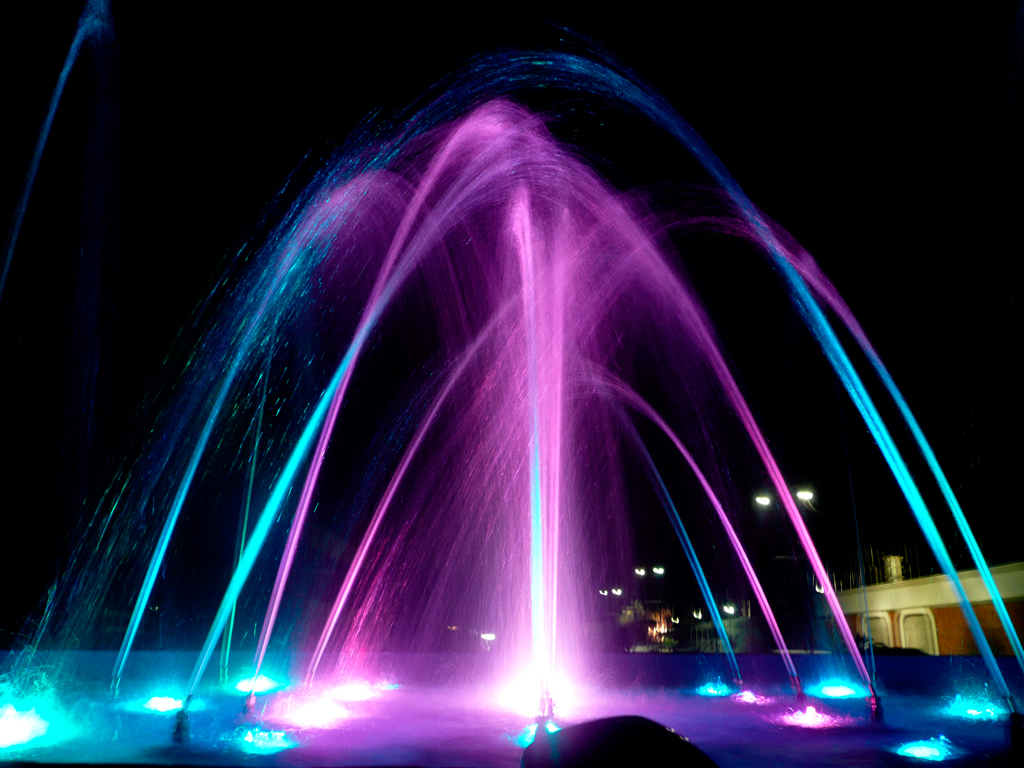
[836,561,1024,656]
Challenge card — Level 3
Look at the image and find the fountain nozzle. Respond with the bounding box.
[173,707,190,743]
[536,689,555,723]
[791,676,806,702]
[868,686,883,723]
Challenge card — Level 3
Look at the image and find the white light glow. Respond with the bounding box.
[692,609,702,619]
[723,604,736,615]
[329,682,379,702]
[796,491,814,501]
[142,696,182,712]
[611,588,622,596]
[234,674,283,694]
[598,589,608,595]
[481,633,496,641]
[499,669,577,716]
[0,704,49,749]
[652,567,665,575]
[634,568,646,576]
[755,496,770,506]
[284,698,349,729]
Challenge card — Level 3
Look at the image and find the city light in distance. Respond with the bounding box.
[611,588,623,596]
[796,490,814,501]
[722,604,736,615]
[755,496,770,506]
[652,566,665,575]
[634,567,646,576]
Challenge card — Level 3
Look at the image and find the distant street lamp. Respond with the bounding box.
[796,490,814,501]
[652,566,665,575]
[634,567,646,576]
[611,588,623,596]
[755,495,771,506]
[722,604,736,615]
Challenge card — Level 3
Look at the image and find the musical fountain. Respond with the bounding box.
[1,8,1021,766]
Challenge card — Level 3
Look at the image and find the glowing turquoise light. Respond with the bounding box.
[896,737,955,761]
[945,694,1005,721]
[513,721,559,747]
[515,723,538,748]
[809,680,865,699]
[0,703,49,749]
[237,727,294,754]
[142,696,182,712]
[234,674,283,694]
[697,681,730,696]
[821,685,856,697]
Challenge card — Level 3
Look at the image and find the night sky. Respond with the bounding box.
[1,4,1019,646]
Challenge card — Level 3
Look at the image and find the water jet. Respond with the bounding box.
[2,16,1021,767]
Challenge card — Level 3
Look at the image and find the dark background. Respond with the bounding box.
[1,3,1020,645]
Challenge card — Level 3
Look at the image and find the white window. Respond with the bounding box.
[899,608,939,655]
[864,611,893,648]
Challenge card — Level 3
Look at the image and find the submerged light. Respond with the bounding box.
[0,703,49,749]
[286,698,349,728]
[234,674,284,694]
[775,706,852,728]
[733,690,772,705]
[329,682,379,702]
[944,693,1006,721]
[236,726,294,754]
[500,670,576,716]
[808,680,865,699]
[697,681,730,697]
[896,737,956,761]
[513,721,560,748]
[820,685,855,697]
[142,696,182,712]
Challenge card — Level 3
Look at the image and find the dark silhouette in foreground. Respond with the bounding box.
[522,715,719,767]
